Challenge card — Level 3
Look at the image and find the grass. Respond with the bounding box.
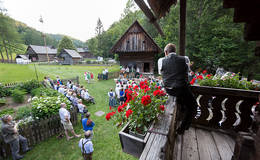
[0,63,136,160]
[0,63,119,84]
[22,79,137,160]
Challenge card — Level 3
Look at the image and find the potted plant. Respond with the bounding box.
[105,79,167,157]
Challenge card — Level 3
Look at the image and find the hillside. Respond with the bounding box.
[14,19,87,48]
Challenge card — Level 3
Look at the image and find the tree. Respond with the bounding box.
[0,12,21,62]
[57,36,76,56]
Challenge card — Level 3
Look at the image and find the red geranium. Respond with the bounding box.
[159,105,165,111]
[141,95,151,106]
[190,78,196,85]
[105,111,115,121]
[133,85,139,90]
[202,70,207,74]
[117,105,124,113]
[125,109,133,118]
[206,74,212,79]
[197,75,203,80]
[153,90,160,96]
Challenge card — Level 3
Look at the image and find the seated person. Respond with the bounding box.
[78,99,87,120]
[84,89,95,104]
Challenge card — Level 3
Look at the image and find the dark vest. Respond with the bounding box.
[161,53,188,88]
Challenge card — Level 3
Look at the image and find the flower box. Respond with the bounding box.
[119,123,151,158]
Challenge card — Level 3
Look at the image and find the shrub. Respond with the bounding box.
[0,97,7,106]
[0,85,12,97]
[31,95,71,119]
[0,108,15,118]
[31,87,60,97]
[17,80,41,93]
[15,106,32,120]
[12,89,26,103]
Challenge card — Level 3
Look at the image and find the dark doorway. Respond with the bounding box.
[144,63,150,72]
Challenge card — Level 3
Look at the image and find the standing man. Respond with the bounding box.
[79,130,94,160]
[59,103,81,141]
[159,43,197,135]
[105,68,109,80]
[1,115,30,160]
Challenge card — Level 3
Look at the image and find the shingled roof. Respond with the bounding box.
[29,45,57,54]
[63,49,82,58]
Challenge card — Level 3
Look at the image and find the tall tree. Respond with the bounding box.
[0,12,21,62]
[57,36,76,55]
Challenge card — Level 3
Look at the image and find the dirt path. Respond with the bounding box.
[0,94,31,110]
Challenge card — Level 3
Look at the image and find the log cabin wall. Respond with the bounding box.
[111,21,162,73]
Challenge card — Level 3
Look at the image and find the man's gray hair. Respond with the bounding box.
[164,43,176,53]
[1,115,10,123]
[84,130,91,138]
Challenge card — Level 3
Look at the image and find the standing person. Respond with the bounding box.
[87,72,91,84]
[159,43,197,135]
[59,103,81,141]
[119,89,125,105]
[1,115,31,160]
[78,130,94,160]
[120,66,125,79]
[90,72,94,82]
[102,69,106,80]
[125,66,129,78]
[47,76,54,89]
[108,88,117,107]
[105,68,109,80]
[84,72,89,84]
[135,66,140,78]
[82,112,95,139]
[115,83,121,102]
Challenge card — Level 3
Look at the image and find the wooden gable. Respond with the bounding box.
[110,20,162,54]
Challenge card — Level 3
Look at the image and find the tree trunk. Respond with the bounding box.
[7,41,13,63]
[2,40,9,63]
[0,46,5,62]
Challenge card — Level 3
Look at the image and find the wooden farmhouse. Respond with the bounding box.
[111,21,162,73]
[26,45,57,62]
[59,49,82,65]
[77,47,96,59]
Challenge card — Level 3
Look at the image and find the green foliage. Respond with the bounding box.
[0,85,12,97]
[15,106,32,120]
[0,108,15,118]
[0,97,6,106]
[57,36,76,55]
[11,89,26,103]
[198,74,259,90]
[17,79,41,93]
[31,96,71,119]
[31,87,60,97]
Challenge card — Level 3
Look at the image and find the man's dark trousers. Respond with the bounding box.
[166,85,197,131]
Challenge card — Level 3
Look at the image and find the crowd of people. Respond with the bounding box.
[119,65,140,79]
[108,76,163,108]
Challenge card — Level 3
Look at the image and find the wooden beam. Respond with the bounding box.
[134,0,164,36]
[179,0,186,56]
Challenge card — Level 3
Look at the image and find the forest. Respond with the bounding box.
[87,0,260,80]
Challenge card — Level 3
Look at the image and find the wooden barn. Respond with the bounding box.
[26,45,57,62]
[77,47,96,59]
[110,20,162,73]
[59,49,82,65]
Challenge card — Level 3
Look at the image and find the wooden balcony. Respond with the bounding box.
[140,86,260,160]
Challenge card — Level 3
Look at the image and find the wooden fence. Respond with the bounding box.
[3,76,79,89]
[0,107,78,159]
[190,86,260,132]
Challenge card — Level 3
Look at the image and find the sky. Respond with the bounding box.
[4,0,130,42]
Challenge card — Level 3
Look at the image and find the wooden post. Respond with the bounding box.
[179,0,187,56]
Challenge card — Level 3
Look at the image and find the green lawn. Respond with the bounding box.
[0,63,119,84]
[23,79,136,160]
[1,63,136,160]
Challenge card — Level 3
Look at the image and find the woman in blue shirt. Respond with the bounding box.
[82,112,95,139]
